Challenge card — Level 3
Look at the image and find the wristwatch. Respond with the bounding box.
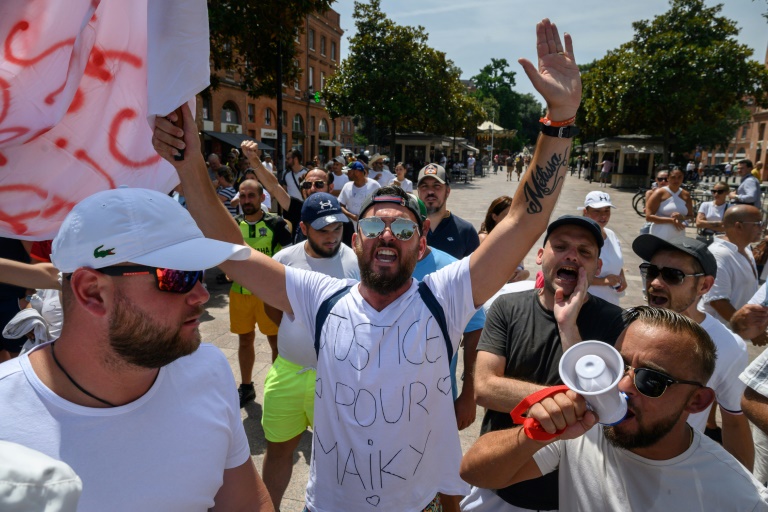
[541,124,580,138]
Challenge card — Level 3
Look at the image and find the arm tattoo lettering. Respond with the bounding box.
[524,147,569,214]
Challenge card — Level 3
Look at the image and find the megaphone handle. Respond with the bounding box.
[510,385,571,441]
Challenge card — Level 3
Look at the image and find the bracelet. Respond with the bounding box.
[540,124,580,139]
[539,115,577,127]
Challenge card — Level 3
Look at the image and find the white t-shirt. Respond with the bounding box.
[273,243,360,368]
[0,343,249,512]
[374,169,396,186]
[687,313,748,430]
[262,160,274,173]
[285,168,308,200]
[698,201,727,225]
[699,237,759,327]
[588,228,624,306]
[533,427,768,511]
[332,172,350,192]
[285,258,477,512]
[392,178,414,193]
[338,178,381,224]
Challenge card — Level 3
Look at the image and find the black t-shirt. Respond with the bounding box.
[0,237,29,301]
[426,213,479,259]
[477,289,626,510]
[282,196,305,244]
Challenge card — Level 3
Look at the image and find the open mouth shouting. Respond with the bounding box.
[556,265,579,284]
[647,288,669,307]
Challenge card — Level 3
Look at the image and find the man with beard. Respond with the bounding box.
[153,17,581,511]
[465,215,625,512]
[232,179,292,406]
[418,163,479,259]
[261,192,359,510]
[632,235,753,469]
[461,306,768,510]
[0,188,273,511]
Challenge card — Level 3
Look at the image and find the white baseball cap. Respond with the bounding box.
[578,191,617,211]
[51,188,251,272]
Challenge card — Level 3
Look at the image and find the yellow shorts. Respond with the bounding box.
[262,355,316,443]
[229,291,279,336]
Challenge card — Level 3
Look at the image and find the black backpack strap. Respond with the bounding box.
[314,285,353,357]
[417,281,453,364]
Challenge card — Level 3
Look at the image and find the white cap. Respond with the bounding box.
[0,441,82,511]
[51,188,251,272]
[578,191,617,211]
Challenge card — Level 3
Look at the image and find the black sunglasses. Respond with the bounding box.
[639,263,704,286]
[625,365,703,398]
[712,189,727,195]
[301,180,326,190]
[656,177,669,182]
[96,265,204,294]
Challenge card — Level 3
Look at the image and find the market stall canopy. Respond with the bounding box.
[477,120,505,133]
[204,131,275,152]
[0,0,209,240]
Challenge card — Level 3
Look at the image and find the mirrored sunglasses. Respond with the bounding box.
[625,365,703,398]
[639,263,704,286]
[96,265,204,294]
[358,217,419,241]
[301,180,326,190]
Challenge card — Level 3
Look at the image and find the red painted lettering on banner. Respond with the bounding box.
[66,89,85,114]
[5,21,76,66]
[0,78,9,125]
[0,152,6,166]
[0,127,30,145]
[108,109,161,168]
[74,149,117,188]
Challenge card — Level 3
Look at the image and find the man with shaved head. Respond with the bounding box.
[699,205,763,328]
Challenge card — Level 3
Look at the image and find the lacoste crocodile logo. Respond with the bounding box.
[94,245,115,258]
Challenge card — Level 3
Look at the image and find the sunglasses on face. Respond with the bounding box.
[96,265,204,294]
[657,177,669,182]
[639,263,704,286]
[624,365,703,398]
[301,180,326,190]
[358,217,419,241]
[712,189,727,195]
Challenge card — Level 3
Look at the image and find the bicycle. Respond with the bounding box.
[632,188,648,217]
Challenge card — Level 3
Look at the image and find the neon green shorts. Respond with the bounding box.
[262,355,316,442]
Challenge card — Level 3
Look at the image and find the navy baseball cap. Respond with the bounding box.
[301,193,349,230]
[349,161,365,172]
[544,215,604,251]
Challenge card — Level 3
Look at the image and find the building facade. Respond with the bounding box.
[197,8,355,169]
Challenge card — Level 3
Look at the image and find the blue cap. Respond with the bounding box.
[301,193,349,229]
[348,161,365,172]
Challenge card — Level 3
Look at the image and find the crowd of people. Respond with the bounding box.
[3,18,768,512]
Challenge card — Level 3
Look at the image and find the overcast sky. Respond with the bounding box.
[334,0,768,106]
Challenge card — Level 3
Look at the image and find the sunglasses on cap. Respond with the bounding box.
[624,365,703,398]
[301,180,326,190]
[639,263,704,286]
[95,265,204,294]
[358,217,419,241]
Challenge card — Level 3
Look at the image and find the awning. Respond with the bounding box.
[460,142,479,153]
[334,140,343,147]
[203,131,275,151]
[318,139,335,146]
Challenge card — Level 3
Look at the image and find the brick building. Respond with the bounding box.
[197,8,355,169]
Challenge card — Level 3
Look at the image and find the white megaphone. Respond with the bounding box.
[558,340,628,425]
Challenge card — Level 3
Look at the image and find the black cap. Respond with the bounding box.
[544,215,604,250]
[632,235,717,278]
[358,188,422,227]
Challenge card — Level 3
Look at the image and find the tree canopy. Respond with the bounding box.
[579,0,768,161]
[207,0,334,98]
[322,0,483,148]
[470,59,543,146]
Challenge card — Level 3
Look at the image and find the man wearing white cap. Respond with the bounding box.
[579,191,626,306]
[0,188,272,511]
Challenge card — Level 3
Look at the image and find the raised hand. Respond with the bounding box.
[518,18,581,121]
[153,104,199,170]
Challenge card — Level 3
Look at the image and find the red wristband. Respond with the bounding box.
[539,115,576,127]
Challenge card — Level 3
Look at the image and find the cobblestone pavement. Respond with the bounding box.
[198,166,760,511]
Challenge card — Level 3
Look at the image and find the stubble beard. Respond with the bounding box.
[603,407,683,450]
[108,290,202,369]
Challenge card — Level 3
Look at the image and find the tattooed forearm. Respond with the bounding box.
[524,146,569,214]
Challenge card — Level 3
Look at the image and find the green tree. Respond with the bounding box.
[580,0,768,162]
[323,0,480,148]
[207,0,334,98]
[470,59,543,145]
